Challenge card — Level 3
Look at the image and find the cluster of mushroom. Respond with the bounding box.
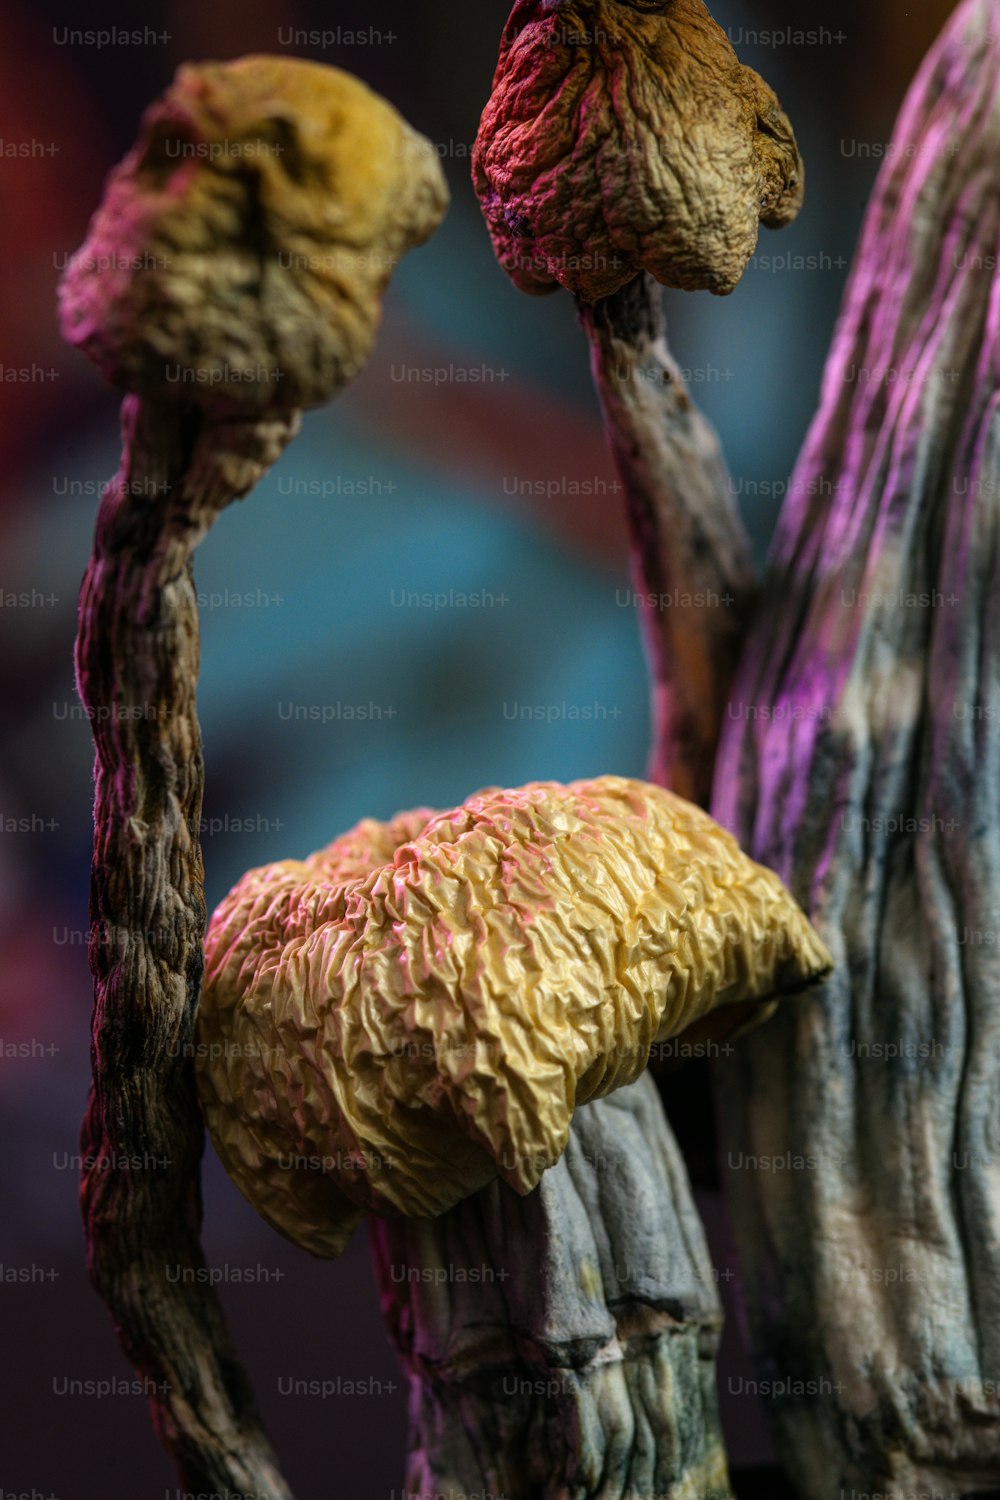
[61,19,820,1497]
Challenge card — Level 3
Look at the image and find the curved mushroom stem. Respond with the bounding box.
[76,394,299,1497]
[577,273,756,806]
[711,0,1000,1489]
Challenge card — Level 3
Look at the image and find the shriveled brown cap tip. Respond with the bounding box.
[473,0,804,302]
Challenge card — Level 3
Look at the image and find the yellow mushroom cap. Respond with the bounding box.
[59,56,448,412]
[196,776,831,1256]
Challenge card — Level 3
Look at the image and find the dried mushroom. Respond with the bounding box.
[474,0,805,807]
[196,775,831,1257]
[473,0,803,300]
[61,56,447,1496]
[60,56,447,412]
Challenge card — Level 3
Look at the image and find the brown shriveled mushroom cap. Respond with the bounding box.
[195,775,831,1257]
[473,0,803,300]
[59,56,448,413]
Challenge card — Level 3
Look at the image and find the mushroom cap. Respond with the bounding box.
[59,56,448,413]
[473,0,803,300]
[195,775,831,1257]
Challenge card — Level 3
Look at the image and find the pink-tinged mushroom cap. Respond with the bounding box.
[196,776,831,1256]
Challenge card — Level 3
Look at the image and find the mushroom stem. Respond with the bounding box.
[577,273,756,805]
[711,0,1000,1488]
[370,1071,734,1500]
[76,394,298,1497]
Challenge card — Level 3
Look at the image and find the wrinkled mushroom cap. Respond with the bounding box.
[473,0,803,300]
[59,56,448,413]
[196,776,831,1257]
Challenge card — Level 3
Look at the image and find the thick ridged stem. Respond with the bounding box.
[711,2,1000,1490]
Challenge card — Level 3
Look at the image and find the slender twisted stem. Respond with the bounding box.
[77,394,299,1496]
